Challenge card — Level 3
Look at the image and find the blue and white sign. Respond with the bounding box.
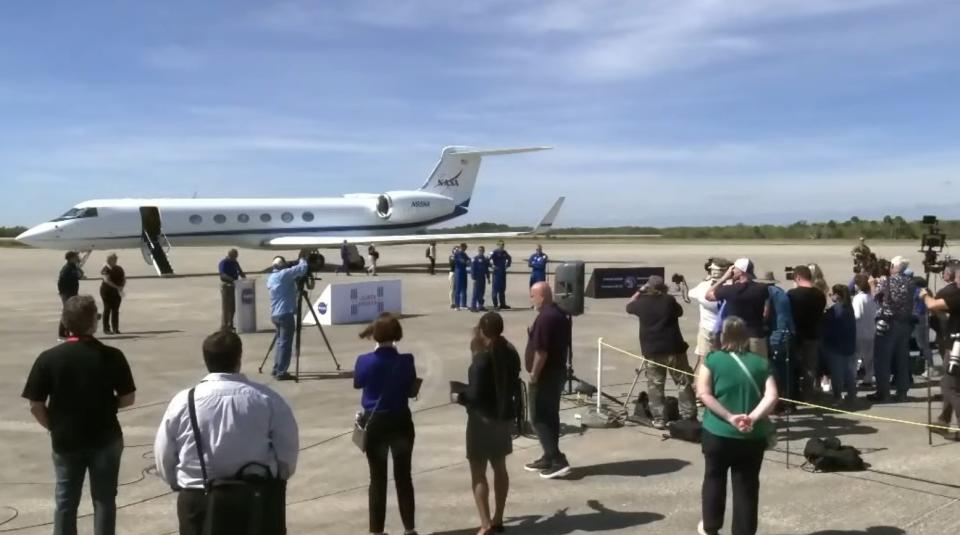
[304,279,402,325]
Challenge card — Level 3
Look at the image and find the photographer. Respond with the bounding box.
[266,256,310,381]
[920,288,960,439]
[689,258,732,370]
[868,256,915,403]
[626,276,696,429]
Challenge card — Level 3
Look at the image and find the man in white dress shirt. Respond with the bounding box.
[154,330,299,534]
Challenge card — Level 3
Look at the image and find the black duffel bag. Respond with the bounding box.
[189,388,287,534]
[802,437,866,472]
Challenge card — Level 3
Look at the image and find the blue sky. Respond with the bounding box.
[1,0,959,227]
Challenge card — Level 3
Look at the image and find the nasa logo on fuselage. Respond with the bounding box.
[411,200,431,208]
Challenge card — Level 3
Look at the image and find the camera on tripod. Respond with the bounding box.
[920,215,948,274]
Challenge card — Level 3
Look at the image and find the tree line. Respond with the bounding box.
[435,216,956,240]
[0,226,26,238]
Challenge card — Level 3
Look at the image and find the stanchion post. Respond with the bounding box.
[927,356,933,446]
[597,338,604,413]
[784,337,791,469]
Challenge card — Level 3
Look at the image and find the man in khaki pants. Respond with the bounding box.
[218,249,245,330]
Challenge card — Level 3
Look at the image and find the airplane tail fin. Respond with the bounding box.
[533,196,565,234]
[419,146,550,208]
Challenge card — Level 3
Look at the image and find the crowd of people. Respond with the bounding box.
[31,241,960,535]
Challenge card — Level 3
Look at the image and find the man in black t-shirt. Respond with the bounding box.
[22,295,137,534]
[787,265,827,402]
[57,251,83,339]
[523,282,572,479]
[626,276,696,428]
[922,285,960,439]
[706,257,770,356]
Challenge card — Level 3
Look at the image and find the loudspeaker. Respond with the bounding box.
[554,261,585,316]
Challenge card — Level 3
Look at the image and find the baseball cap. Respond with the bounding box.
[734,258,753,274]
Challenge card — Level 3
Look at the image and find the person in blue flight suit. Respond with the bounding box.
[336,240,351,276]
[454,243,471,310]
[470,246,492,312]
[528,244,549,287]
[490,240,513,310]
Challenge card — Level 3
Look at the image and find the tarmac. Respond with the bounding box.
[0,240,958,534]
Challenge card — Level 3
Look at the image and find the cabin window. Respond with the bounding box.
[281,212,294,223]
[302,211,314,222]
[213,214,227,224]
[260,213,272,223]
[189,215,202,224]
[237,213,250,223]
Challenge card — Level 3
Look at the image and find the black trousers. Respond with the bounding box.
[365,410,416,533]
[177,490,207,535]
[100,287,121,333]
[530,369,565,462]
[940,373,960,425]
[701,430,766,535]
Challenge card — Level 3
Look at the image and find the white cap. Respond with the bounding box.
[272,256,286,267]
[891,256,910,271]
[734,258,752,273]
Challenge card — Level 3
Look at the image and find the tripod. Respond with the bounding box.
[258,280,341,382]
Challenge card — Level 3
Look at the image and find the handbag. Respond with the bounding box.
[187,387,287,535]
[727,353,777,450]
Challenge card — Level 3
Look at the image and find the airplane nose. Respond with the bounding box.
[16,223,57,246]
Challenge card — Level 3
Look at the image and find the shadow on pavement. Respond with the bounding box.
[432,500,664,535]
[806,527,906,535]
[563,458,690,481]
[776,413,878,441]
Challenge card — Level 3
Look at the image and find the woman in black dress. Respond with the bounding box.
[455,312,521,535]
[99,253,125,334]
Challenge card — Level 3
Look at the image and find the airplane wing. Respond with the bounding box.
[265,197,564,249]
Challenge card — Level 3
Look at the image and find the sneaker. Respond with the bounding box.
[651,419,667,430]
[697,519,717,535]
[539,457,571,479]
[866,392,889,402]
[450,304,456,309]
[500,305,512,310]
[524,457,551,472]
[275,373,295,381]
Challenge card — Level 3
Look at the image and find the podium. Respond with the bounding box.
[304,279,402,325]
[234,278,257,333]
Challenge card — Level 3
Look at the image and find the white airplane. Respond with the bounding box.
[16,146,563,276]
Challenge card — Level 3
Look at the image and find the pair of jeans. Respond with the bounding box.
[99,288,121,333]
[529,369,565,462]
[643,353,697,420]
[914,315,933,366]
[52,437,124,535]
[874,320,912,398]
[529,271,546,288]
[272,314,295,375]
[365,410,416,533]
[701,431,765,535]
[825,349,857,400]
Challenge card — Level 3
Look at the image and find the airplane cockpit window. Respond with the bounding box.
[52,207,98,221]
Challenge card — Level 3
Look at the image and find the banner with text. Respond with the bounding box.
[585,267,665,299]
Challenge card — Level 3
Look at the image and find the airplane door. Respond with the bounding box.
[139,206,162,237]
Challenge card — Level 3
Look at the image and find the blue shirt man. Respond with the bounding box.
[528,245,548,287]
[471,247,491,311]
[490,242,512,309]
[266,258,310,379]
[453,245,471,309]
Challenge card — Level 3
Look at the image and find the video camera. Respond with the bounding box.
[920,215,948,274]
[784,266,794,281]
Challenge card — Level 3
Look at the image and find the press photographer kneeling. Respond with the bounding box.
[920,288,960,440]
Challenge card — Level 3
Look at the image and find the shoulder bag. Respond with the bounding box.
[187,387,287,535]
[726,353,777,450]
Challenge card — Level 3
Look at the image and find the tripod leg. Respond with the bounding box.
[259,331,279,374]
[303,291,342,370]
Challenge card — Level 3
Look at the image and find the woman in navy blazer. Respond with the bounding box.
[354,313,418,535]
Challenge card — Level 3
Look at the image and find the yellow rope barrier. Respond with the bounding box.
[599,340,960,434]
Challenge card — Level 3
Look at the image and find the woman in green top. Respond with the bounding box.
[696,316,779,535]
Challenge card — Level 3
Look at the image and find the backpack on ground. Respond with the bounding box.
[666,419,702,443]
[802,437,866,472]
